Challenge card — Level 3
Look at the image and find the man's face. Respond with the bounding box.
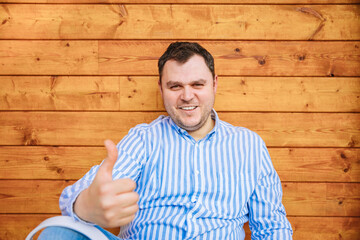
[159,54,218,133]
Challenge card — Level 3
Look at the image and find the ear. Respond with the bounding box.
[213,75,218,94]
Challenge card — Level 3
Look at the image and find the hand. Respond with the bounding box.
[74,139,139,228]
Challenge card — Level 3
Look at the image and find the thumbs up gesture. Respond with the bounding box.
[74,140,139,228]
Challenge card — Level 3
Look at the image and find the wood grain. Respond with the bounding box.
[0,146,358,182]
[1,76,359,112]
[2,41,358,76]
[0,40,98,75]
[0,180,358,216]
[0,112,359,147]
[99,41,360,76]
[0,5,359,40]
[1,0,359,3]
[122,76,360,112]
[0,76,120,111]
[0,214,358,240]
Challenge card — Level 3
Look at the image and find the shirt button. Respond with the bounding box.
[195,170,200,175]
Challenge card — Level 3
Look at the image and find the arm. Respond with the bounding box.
[59,127,146,227]
[247,141,293,239]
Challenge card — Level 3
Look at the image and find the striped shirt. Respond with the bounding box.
[60,110,293,239]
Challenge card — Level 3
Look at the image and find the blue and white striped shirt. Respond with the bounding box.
[60,110,293,239]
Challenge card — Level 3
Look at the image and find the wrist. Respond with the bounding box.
[74,188,91,222]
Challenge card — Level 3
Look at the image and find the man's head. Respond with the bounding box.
[158,42,218,138]
[158,42,215,84]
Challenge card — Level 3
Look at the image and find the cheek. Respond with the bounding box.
[163,92,179,105]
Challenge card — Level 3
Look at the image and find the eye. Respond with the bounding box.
[170,85,181,90]
[193,83,204,88]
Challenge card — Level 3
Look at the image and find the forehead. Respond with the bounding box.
[162,55,213,84]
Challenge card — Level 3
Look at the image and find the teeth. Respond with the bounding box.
[180,106,196,110]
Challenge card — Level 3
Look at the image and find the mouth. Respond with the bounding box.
[178,106,197,111]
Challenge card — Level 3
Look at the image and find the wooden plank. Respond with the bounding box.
[0,76,120,111]
[0,4,359,40]
[0,41,98,75]
[271,148,360,183]
[0,180,358,216]
[0,215,359,240]
[1,76,359,112]
[282,182,360,217]
[99,41,360,76]
[1,41,359,76]
[0,147,359,182]
[218,112,360,148]
[121,76,360,112]
[1,0,359,4]
[0,112,359,147]
[288,217,360,240]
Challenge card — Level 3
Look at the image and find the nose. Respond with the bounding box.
[181,86,194,102]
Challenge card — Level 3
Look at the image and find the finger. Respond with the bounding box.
[113,191,139,208]
[111,178,137,194]
[97,139,118,182]
[116,214,137,227]
[119,204,139,217]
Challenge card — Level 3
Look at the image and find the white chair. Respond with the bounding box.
[25,216,109,240]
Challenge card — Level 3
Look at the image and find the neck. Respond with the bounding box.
[188,115,215,141]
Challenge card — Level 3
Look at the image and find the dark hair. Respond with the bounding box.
[158,42,215,83]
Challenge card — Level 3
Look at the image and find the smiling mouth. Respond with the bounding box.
[179,106,197,110]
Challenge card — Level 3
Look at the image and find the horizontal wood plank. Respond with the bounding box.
[1,76,359,112]
[0,41,99,75]
[1,41,359,76]
[0,112,358,147]
[0,180,358,216]
[1,5,359,40]
[99,41,360,76]
[1,0,360,3]
[0,76,120,111]
[122,76,360,112]
[0,147,358,182]
[0,214,358,240]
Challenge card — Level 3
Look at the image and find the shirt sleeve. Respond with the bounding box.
[247,139,293,239]
[59,126,146,225]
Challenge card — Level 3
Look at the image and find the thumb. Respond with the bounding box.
[98,139,118,182]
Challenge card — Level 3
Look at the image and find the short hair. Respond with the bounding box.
[158,42,215,83]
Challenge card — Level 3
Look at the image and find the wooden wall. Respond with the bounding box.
[0,0,359,239]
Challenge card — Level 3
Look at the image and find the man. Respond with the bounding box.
[40,42,293,239]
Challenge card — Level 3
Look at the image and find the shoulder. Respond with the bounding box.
[125,115,171,139]
[217,119,264,143]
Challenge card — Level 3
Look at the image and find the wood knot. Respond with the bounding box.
[235,48,241,53]
[23,129,39,146]
[36,57,40,61]
[43,156,50,161]
[343,168,349,173]
[340,153,347,159]
[329,73,335,77]
[258,59,266,65]
[66,43,70,47]
[298,55,306,61]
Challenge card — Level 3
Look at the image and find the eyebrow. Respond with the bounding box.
[166,79,207,88]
